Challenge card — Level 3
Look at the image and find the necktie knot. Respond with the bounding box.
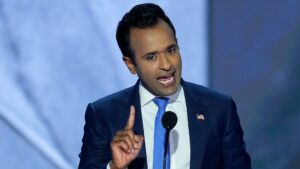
[153,97,169,110]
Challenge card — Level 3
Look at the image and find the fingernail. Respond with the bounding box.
[134,143,138,148]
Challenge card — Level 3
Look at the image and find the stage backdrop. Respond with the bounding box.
[0,1,208,169]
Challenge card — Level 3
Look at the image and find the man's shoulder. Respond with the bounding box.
[83,84,138,130]
[183,81,232,104]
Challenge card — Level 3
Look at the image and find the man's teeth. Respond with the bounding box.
[159,76,174,84]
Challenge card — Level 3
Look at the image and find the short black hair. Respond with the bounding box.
[116,3,176,62]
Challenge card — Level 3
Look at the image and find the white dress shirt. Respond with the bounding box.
[139,83,190,169]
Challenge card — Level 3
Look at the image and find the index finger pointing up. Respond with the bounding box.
[125,105,135,130]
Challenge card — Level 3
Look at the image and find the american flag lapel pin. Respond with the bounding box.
[196,113,205,120]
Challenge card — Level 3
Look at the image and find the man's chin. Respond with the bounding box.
[155,85,179,96]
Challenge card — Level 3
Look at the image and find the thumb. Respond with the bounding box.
[136,135,144,149]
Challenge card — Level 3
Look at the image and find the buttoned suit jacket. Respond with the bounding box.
[78,80,251,169]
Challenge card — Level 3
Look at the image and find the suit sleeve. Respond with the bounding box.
[222,97,251,169]
[78,103,112,169]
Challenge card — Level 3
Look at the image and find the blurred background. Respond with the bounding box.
[0,0,299,169]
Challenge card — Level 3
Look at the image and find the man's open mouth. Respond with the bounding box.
[157,71,176,86]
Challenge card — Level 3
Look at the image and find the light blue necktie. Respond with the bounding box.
[153,97,170,169]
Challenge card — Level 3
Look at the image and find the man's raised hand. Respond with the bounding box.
[110,106,144,169]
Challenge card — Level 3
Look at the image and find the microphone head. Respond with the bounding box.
[162,111,177,130]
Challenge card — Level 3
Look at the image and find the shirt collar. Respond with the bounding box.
[139,82,184,106]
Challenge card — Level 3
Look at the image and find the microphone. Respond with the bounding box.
[162,111,177,169]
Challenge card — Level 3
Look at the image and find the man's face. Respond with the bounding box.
[123,19,182,96]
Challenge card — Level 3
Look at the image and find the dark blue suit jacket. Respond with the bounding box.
[78,80,251,169]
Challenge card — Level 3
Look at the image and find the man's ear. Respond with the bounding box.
[123,56,137,74]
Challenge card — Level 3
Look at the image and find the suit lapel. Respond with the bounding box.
[182,81,208,169]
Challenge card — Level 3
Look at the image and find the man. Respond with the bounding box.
[78,3,251,169]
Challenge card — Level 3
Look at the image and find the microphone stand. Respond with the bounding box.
[162,111,177,169]
[163,129,170,169]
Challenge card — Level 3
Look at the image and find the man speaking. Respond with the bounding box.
[78,3,251,169]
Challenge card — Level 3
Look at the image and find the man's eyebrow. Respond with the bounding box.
[142,51,158,58]
[166,43,178,49]
[142,43,178,58]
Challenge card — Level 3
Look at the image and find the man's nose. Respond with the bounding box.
[159,54,172,71]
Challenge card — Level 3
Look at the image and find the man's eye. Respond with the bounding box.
[146,54,156,60]
[167,47,176,54]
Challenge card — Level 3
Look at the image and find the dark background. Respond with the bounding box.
[210,1,300,168]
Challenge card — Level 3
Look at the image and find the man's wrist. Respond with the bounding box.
[109,161,127,169]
